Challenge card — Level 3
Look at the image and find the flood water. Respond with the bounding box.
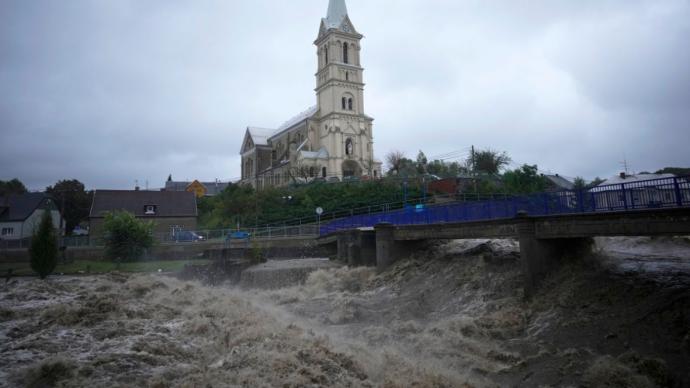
[1,237,689,387]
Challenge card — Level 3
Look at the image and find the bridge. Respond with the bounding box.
[319,175,690,295]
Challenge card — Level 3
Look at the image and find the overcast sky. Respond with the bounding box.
[1,0,689,191]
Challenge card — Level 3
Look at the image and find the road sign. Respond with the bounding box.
[315,207,323,215]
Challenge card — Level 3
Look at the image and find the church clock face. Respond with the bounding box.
[343,24,350,33]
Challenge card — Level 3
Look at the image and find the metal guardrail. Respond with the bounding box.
[320,176,690,235]
[3,176,687,250]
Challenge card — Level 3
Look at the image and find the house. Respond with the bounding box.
[0,193,62,241]
[589,173,686,210]
[164,180,229,197]
[543,174,575,191]
[89,190,198,240]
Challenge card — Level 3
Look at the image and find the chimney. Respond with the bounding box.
[619,172,626,179]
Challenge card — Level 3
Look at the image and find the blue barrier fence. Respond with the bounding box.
[320,175,690,235]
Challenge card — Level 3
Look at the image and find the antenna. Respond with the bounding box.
[619,154,630,175]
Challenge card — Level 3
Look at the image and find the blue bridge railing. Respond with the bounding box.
[320,175,690,235]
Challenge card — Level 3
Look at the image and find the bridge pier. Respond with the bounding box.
[518,220,592,297]
[336,229,376,266]
[375,223,427,271]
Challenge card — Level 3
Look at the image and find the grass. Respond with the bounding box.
[0,259,212,277]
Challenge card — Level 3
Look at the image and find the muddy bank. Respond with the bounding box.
[0,237,688,387]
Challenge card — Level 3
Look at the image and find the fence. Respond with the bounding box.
[320,175,690,235]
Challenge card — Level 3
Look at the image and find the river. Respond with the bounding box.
[1,237,688,387]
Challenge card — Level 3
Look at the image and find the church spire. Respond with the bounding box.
[326,0,348,28]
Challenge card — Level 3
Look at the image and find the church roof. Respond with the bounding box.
[247,127,275,146]
[324,0,348,29]
[276,106,318,133]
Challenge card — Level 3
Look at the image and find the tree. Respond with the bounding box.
[573,177,587,191]
[469,149,512,174]
[588,177,606,188]
[503,165,548,194]
[46,180,93,235]
[0,178,28,196]
[102,211,154,262]
[385,150,406,175]
[416,150,428,175]
[30,211,58,279]
[656,167,690,176]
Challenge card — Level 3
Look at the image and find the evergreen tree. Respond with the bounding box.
[30,211,58,279]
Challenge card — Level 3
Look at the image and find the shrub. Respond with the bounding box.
[30,211,58,279]
[249,240,266,264]
[102,211,154,262]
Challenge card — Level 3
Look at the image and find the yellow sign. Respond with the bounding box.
[186,180,207,198]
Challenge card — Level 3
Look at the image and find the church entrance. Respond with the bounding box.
[342,160,361,178]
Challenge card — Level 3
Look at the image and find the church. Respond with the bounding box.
[239,0,381,189]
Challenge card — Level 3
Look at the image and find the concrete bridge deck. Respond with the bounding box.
[321,207,690,295]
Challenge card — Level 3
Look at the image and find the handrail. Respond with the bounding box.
[320,175,690,236]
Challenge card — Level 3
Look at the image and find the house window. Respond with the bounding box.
[1,227,14,236]
[343,43,349,64]
[144,205,157,215]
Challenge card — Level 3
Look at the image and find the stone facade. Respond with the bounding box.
[240,0,381,189]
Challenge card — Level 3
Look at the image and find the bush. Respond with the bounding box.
[30,211,58,279]
[102,211,154,262]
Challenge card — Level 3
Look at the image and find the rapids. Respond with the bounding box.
[1,237,689,387]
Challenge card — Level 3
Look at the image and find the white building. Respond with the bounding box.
[589,173,689,210]
[0,193,61,241]
[240,0,381,189]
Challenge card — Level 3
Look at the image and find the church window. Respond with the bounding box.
[345,71,349,81]
[342,97,347,110]
[324,46,328,64]
[343,43,349,64]
[309,167,315,178]
[348,98,353,111]
[322,167,327,178]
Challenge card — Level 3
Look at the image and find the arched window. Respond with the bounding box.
[348,98,353,111]
[343,43,348,64]
[342,97,347,110]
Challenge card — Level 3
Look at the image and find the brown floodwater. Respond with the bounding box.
[1,237,689,387]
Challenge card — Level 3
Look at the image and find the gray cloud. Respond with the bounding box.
[1,0,689,191]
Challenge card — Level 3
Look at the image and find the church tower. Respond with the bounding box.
[239,0,380,188]
[313,0,378,178]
